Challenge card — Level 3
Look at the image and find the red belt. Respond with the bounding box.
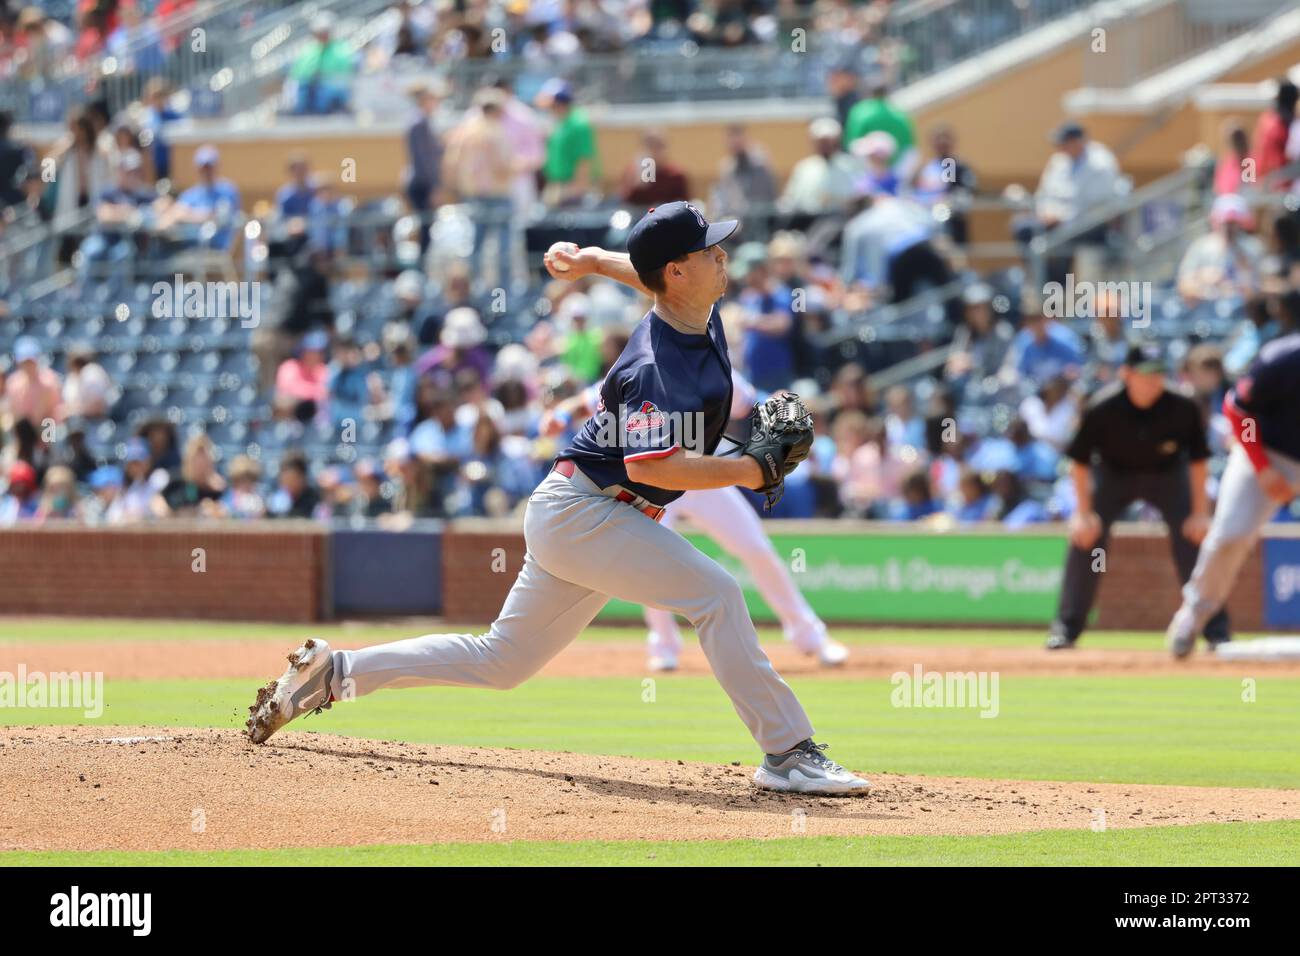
[553,459,665,522]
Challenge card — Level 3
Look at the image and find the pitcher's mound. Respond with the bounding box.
[4,726,1298,852]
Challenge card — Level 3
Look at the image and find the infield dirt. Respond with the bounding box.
[6,638,1295,681]
[3,726,1298,852]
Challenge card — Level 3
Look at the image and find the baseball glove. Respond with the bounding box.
[742,392,815,509]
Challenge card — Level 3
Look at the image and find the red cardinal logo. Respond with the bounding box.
[626,401,666,432]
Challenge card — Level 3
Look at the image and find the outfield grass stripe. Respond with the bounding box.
[0,618,1188,649]
[4,674,1298,789]
[3,821,1298,867]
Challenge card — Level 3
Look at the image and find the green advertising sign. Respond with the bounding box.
[597,531,1068,623]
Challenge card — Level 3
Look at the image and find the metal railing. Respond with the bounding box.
[226,0,1103,118]
[1024,155,1217,289]
[1117,157,1300,282]
[864,340,961,391]
[0,206,95,299]
[0,0,310,122]
[1080,0,1294,88]
[887,0,1096,86]
[209,0,399,117]
[5,0,1115,122]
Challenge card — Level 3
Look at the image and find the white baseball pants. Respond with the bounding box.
[1171,444,1300,635]
[330,466,815,755]
[644,486,830,661]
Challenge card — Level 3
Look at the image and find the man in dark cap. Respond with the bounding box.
[1016,121,1124,284]
[246,201,869,795]
[1046,341,1224,649]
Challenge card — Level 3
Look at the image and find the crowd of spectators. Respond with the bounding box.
[0,1,202,84]
[2,1,901,119]
[5,4,1300,530]
[360,0,892,69]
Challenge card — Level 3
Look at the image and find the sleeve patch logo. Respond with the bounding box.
[626,401,667,432]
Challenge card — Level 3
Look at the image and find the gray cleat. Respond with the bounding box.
[246,639,335,744]
[1165,607,1197,660]
[753,740,870,795]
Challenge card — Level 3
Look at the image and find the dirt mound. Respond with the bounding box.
[6,639,1296,683]
[3,726,1297,852]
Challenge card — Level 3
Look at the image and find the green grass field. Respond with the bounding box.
[8,821,1299,867]
[9,674,1299,787]
[2,619,1298,866]
[0,617,1178,648]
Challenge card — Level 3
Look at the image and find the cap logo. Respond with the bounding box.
[685,203,706,228]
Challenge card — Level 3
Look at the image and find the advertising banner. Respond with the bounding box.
[598,531,1067,623]
[1263,538,1300,629]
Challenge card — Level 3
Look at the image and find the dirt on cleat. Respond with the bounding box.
[287,639,318,667]
[245,679,279,740]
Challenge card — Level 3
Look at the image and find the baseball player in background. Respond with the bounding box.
[1045,342,1223,650]
[540,369,850,673]
[1166,331,1300,657]
[246,201,870,794]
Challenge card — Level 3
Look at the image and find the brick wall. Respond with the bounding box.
[440,522,528,623]
[0,521,1275,630]
[0,522,327,622]
[441,522,1272,631]
[1094,526,1264,632]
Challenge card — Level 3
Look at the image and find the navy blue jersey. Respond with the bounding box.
[560,306,734,507]
[1234,332,1300,462]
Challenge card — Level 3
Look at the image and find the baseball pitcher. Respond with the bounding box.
[539,369,850,672]
[245,201,869,794]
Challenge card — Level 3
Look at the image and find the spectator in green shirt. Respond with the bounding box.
[556,293,603,382]
[289,14,355,115]
[843,81,916,177]
[538,80,599,206]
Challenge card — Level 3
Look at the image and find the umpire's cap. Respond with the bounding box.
[1124,340,1166,373]
[626,201,739,275]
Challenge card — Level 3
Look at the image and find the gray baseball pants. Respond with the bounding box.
[330,465,815,755]
[1172,444,1300,636]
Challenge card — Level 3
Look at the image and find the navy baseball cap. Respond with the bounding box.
[626,201,739,275]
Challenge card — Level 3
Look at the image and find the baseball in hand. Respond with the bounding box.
[547,241,580,272]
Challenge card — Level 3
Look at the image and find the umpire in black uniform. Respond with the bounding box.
[1046,341,1227,649]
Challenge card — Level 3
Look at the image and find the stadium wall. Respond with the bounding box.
[4,523,1295,630]
[439,522,1290,633]
[331,525,443,617]
[0,522,327,622]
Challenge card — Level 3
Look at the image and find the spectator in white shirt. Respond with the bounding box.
[1010,122,1126,287]
[62,344,113,419]
[779,117,862,218]
[111,438,167,523]
[1019,375,1079,452]
[1176,193,1266,303]
[1031,122,1124,232]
